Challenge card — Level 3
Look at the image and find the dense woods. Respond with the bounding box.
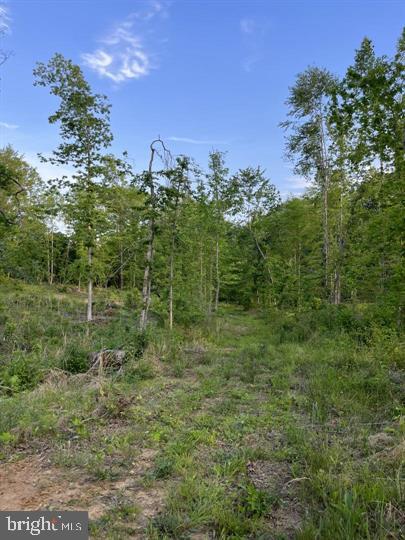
[0,21,403,540]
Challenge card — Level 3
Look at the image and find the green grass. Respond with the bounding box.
[0,280,403,538]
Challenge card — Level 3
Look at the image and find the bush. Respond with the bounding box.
[0,352,42,393]
[126,331,148,360]
[272,303,401,345]
[173,297,204,327]
[239,344,268,383]
[62,343,89,374]
[124,289,142,309]
[124,359,155,382]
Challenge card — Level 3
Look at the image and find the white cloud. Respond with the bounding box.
[240,18,255,35]
[240,16,270,73]
[132,0,168,21]
[82,26,151,83]
[0,121,18,129]
[242,56,258,73]
[23,152,74,184]
[279,175,308,200]
[82,1,168,84]
[167,136,228,145]
[0,4,10,33]
[286,175,307,190]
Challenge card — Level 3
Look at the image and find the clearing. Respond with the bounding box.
[0,286,403,539]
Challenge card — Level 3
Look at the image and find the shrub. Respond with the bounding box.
[124,289,142,309]
[239,344,268,383]
[173,297,204,327]
[0,352,42,393]
[124,359,155,382]
[153,455,175,479]
[62,342,89,373]
[126,331,148,360]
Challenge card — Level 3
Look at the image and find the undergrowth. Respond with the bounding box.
[0,281,403,539]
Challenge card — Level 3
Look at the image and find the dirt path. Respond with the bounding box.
[0,449,164,538]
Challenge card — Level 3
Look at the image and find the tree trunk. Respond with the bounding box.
[333,191,344,305]
[208,254,213,316]
[50,228,54,285]
[47,234,50,284]
[322,182,329,297]
[169,246,174,330]
[62,238,71,285]
[87,246,93,322]
[199,240,204,305]
[120,242,124,290]
[319,113,330,300]
[139,218,154,330]
[214,235,220,312]
[248,219,273,283]
[297,244,302,310]
[139,142,158,331]
[168,188,180,330]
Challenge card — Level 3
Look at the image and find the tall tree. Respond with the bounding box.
[0,146,34,226]
[34,53,113,322]
[334,33,404,177]
[207,150,233,312]
[331,30,404,301]
[100,156,142,290]
[139,138,171,331]
[281,67,338,300]
[162,156,191,329]
[232,167,280,288]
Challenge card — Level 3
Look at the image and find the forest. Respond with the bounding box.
[0,12,404,540]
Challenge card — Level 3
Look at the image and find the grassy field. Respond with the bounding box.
[0,280,403,539]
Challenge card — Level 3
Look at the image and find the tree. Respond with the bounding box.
[232,167,280,289]
[161,156,192,329]
[207,151,234,312]
[333,33,404,178]
[330,30,405,302]
[0,147,52,283]
[34,53,113,322]
[260,197,321,308]
[0,146,36,226]
[281,67,338,300]
[138,138,171,331]
[100,157,142,290]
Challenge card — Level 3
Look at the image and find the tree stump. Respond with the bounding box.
[89,349,126,375]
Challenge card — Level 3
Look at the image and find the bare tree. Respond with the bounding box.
[139,138,171,331]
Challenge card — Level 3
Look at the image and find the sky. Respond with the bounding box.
[0,0,404,198]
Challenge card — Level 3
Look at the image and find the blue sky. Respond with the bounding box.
[0,0,404,197]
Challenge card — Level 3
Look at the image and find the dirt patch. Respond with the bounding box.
[368,432,395,450]
[268,500,303,539]
[247,460,291,491]
[247,460,304,537]
[0,457,43,510]
[0,455,93,513]
[0,448,164,528]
